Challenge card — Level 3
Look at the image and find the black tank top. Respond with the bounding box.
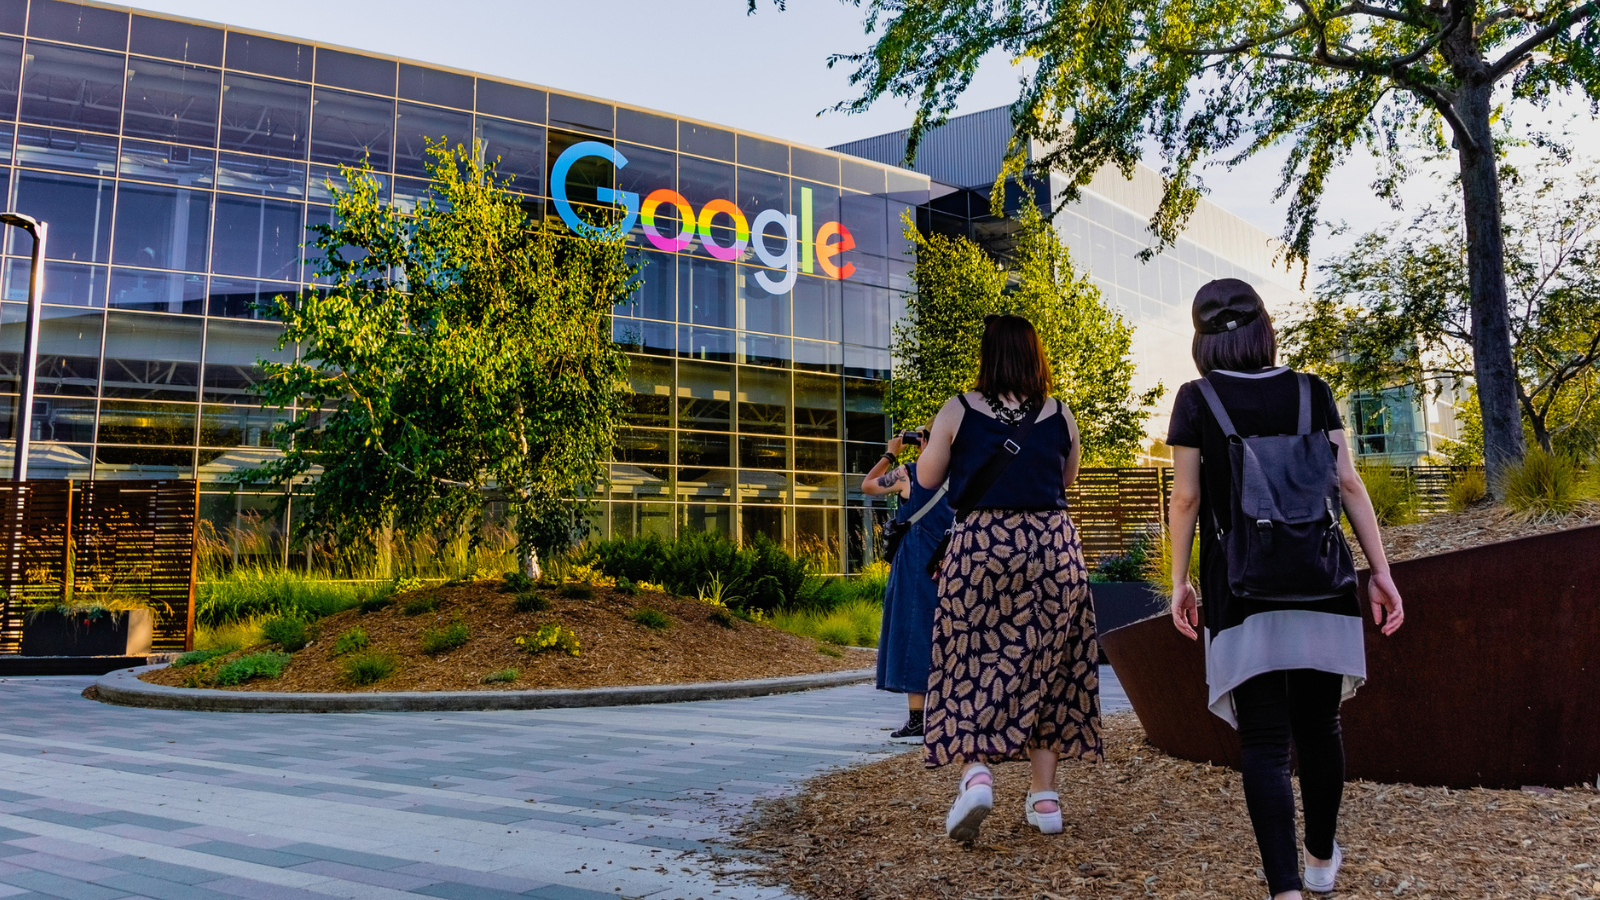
[946,395,1071,511]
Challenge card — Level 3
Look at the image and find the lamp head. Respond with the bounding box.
[0,212,41,234]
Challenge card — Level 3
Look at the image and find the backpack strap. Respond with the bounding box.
[1296,373,1313,435]
[1193,376,1239,439]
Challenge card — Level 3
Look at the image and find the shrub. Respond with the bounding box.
[331,627,369,656]
[629,607,671,630]
[1359,465,1418,526]
[482,668,518,684]
[171,649,223,668]
[214,651,292,686]
[512,591,550,613]
[503,572,534,593]
[419,622,470,654]
[401,595,439,616]
[581,532,810,612]
[341,652,397,686]
[1090,531,1155,583]
[708,607,738,629]
[771,599,881,648]
[395,576,424,593]
[197,568,362,627]
[358,594,393,614]
[817,644,843,659]
[615,576,639,596]
[1447,468,1488,512]
[260,617,310,652]
[515,623,581,656]
[1501,448,1594,519]
[557,583,594,601]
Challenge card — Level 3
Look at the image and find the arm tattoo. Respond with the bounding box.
[875,466,908,489]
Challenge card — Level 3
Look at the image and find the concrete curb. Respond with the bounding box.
[92,664,877,713]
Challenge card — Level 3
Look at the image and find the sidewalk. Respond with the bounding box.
[0,671,1129,900]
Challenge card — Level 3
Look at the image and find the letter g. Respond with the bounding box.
[550,141,639,238]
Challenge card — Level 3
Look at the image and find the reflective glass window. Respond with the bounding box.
[474,117,543,194]
[0,303,101,396]
[130,15,222,65]
[315,48,394,95]
[680,122,732,161]
[394,101,470,178]
[793,373,840,439]
[208,276,296,320]
[29,0,127,50]
[611,316,674,357]
[841,159,886,194]
[738,367,789,436]
[841,193,888,258]
[842,283,890,348]
[791,276,840,342]
[0,36,22,120]
[739,333,789,369]
[676,360,731,432]
[737,135,787,173]
[119,139,214,185]
[216,151,305,197]
[25,400,98,447]
[220,73,310,158]
[108,268,202,314]
[679,502,733,532]
[739,267,789,336]
[845,344,890,379]
[389,175,443,215]
[202,317,290,404]
[615,107,673,149]
[96,399,197,445]
[624,354,672,428]
[307,165,388,204]
[738,436,789,471]
[609,501,674,540]
[113,183,210,272]
[101,312,202,400]
[611,461,671,501]
[399,64,471,109]
[123,58,220,145]
[311,88,393,170]
[95,443,195,477]
[19,43,123,133]
[844,376,886,443]
[225,33,310,80]
[794,438,839,473]
[615,428,672,466]
[616,142,673,205]
[791,337,841,374]
[200,403,286,448]
[0,2,21,34]
[679,158,736,253]
[476,79,543,122]
[11,171,113,262]
[887,169,929,204]
[618,251,674,321]
[549,93,611,136]
[212,195,303,280]
[791,148,839,185]
[739,167,787,217]
[13,124,118,174]
[682,257,733,328]
[546,129,610,206]
[4,259,105,307]
[678,432,731,468]
[678,324,734,363]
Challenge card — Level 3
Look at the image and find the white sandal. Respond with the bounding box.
[1303,842,1343,893]
[945,765,993,842]
[1024,790,1062,834]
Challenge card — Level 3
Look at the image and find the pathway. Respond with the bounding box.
[0,671,1129,900]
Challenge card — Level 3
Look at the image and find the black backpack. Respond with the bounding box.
[1194,373,1357,602]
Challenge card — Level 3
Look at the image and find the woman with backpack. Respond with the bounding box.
[861,420,952,740]
[913,314,1102,842]
[1166,279,1405,900]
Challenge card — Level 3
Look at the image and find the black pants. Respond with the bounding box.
[1233,669,1346,896]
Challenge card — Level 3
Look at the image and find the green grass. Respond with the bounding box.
[1448,468,1489,511]
[771,598,881,648]
[197,568,363,628]
[628,607,671,630]
[512,591,549,613]
[170,649,224,668]
[817,644,843,659]
[401,595,439,616]
[214,651,292,686]
[419,622,470,654]
[331,627,369,656]
[557,583,594,601]
[194,620,259,654]
[341,652,397,686]
[1501,448,1595,519]
[502,572,535,593]
[1359,465,1419,526]
[481,668,518,684]
[259,617,309,652]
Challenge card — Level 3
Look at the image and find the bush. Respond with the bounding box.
[502,572,534,593]
[792,561,889,614]
[629,607,671,630]
[358,594,393,614]
[771,599,881,648]
[482,668,518,684]
[709,607,738,629]
[515,623,581,656]
[1090,531,1155,583]
[557,583,594,601]
[581,532,810,612]
[419,622,470,654]
[260,617,310,652]
[1448,468,1488,511]
[817,644,843,659]
[197,569,362,627]
[331,627,369,656]
[341,652,397,686]
[1501,448,1594,519]
[615,576,639,596]
[401,595,439,616]
[1359,465,1418,526]
[1142,531,1202,603]
[512,591,550,613]
[171,649,223,668]
[214,651,292,686]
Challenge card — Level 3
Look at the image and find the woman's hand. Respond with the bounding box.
[1368,570,1405,636]
[886,435,905,456]
[1170,582,1200,640]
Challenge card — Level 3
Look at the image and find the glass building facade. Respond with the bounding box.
[0,0,928,571]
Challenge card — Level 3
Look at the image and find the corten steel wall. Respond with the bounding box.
[1101,523,1600,789]
[0,478,198,655]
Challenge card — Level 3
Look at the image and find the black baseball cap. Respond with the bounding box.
[1192,278,1266,335]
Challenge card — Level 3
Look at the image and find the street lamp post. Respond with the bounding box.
[0,214,46,482]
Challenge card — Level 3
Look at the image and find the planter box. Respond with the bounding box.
[20,609,154,657]
[1090,581,1167,634]
[1101,522,1600,789]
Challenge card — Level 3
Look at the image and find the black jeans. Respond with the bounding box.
[1233,669,1346,896]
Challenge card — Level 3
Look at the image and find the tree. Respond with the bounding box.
[247,144,634,573]
[756,0,1600,489]
[1282,159,1600,458]
[890,205,1163,465]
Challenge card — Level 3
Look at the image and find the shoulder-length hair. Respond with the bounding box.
[1192,314,1278,374]
[974,314,1052,402]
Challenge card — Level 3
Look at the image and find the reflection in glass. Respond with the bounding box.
[615,428,672,466]
[0,36,21,120]
[315,48,395,95]
[96,399,198,445]
[739,333,789,369]
[845,377,887,444]
[0,303,102,396]
[738,435,790,471]
[620,252,674,321]
[475,80,545,122]
[682,257,733,328]
[738,367,789,435]
[4,259,106,307]
[611,317,674,357]
[120,139,215,185]
[19,43,124,133]
[123,58,221,145]
[108,269,205,314]
[794,439,840,473]
[793,506,839,569]
[17,398,97,442]
[310,88,394,170]
[792,338,841,374]
[608,501,674,540]
[130,15,224,66]
[676,360,731,432]
[200,403,287,448]
[548,93,611,136]
[395,101,471,177]
[742,508,785,550]
[13,125,119,174]
[793,373,840,439]
[679,503,732,536]
[610,462,670,501]
[399,64,472,109]
[208,277,296,320]
[11,171,113,262]
[93,442,195,478]
[101,312,203,400]
[680,122,733,161]
[791,276,840,342]
[474,117,543,194]
[219,73,310,158]
[677,325,734,363]
[113,183,211,272]
[795,472,842,505]
[624,354,671,428]
[615,108,674,149]
[202,317,291,404]
[739,269,789,336]
[842,283,890,348]
[211,195,303,280]
[215,152,305,196]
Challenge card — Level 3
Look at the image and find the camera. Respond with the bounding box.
[899,430,924,447]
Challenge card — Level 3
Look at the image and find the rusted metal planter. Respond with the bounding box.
[1100,523,1600,789]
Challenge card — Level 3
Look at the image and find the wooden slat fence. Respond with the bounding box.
[0,480,198,656]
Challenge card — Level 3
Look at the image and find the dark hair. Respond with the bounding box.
[974,314,1052,402]
[1192,309,1278,374]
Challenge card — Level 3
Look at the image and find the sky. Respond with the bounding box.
[119,0,1598,275]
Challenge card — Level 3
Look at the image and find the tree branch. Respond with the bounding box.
[1485,0,1600,82]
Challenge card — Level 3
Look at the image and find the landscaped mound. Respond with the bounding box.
[1351,500,1600,567]
[736,712,1600,899]
[141,578,873,693]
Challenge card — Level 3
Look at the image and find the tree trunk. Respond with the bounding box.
[1455,84,1525,493]
[522,547,542,582]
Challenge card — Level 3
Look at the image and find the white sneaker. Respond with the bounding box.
[1303,843,1343,893]
[1024,790,1063,834]
[945,765,993,842]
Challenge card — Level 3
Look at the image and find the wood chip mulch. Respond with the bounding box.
[140,580,872,693]
[735,713,1600,900]
[1350,502,1599,569]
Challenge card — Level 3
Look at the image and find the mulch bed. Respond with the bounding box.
[1350,502,1599,568]
[735,712,1600,900]
[141,580,872,693]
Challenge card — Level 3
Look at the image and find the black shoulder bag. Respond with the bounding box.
[924,400,1044,578]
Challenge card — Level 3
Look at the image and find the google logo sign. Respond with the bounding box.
[551,141,856,296]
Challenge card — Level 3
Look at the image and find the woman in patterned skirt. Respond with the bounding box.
[913,314,1102,842]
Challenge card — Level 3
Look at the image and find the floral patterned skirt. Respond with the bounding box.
[924,509,1103,768]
